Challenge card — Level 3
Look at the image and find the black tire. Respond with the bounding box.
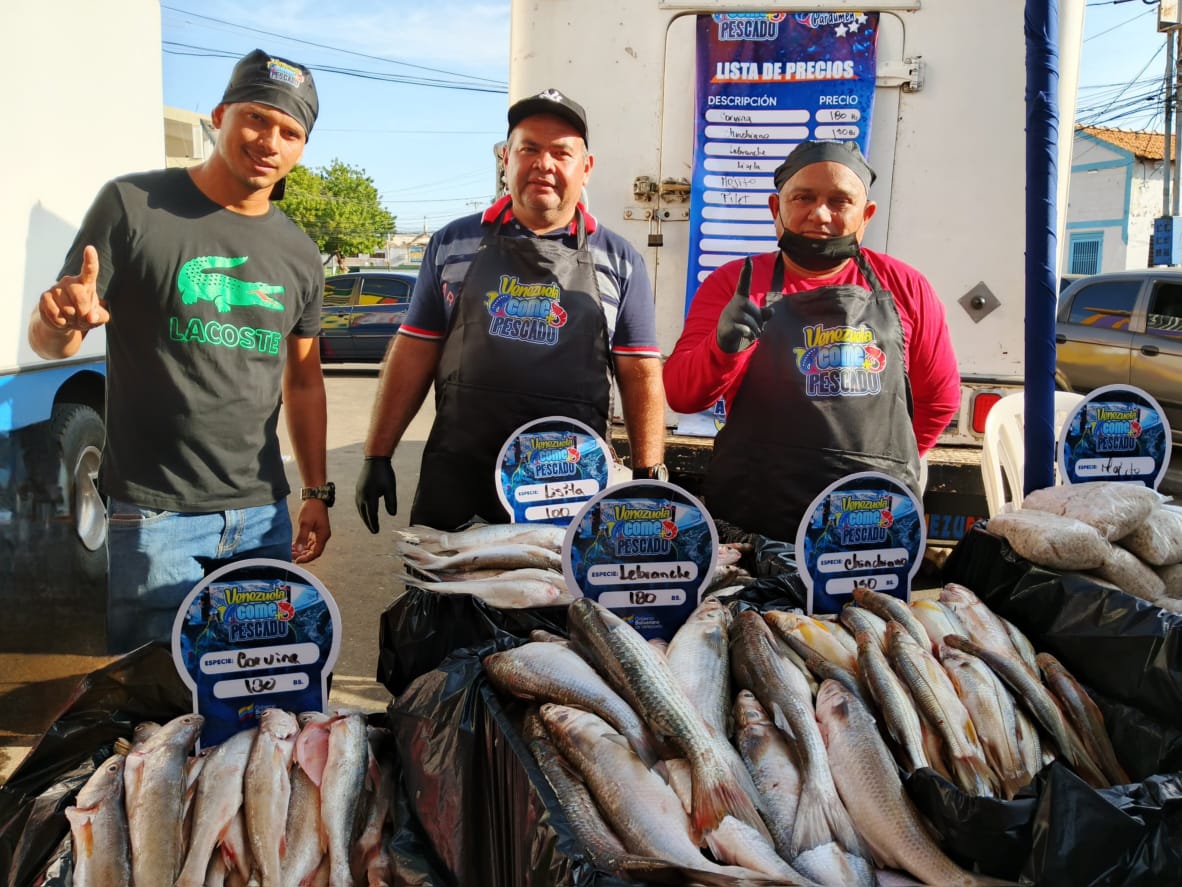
[50,403,107,581]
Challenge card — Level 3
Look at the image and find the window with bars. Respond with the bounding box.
[1068,233,1102,275]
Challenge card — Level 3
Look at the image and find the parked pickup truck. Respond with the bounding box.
[1056,269,1182,444]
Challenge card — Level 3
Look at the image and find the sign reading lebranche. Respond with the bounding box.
[563,481,718,640]
[173,558,341,747]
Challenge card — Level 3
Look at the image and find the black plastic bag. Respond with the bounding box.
[0,643,189,887]
[0,642,447,887]
[937,525,1182,886]
[377,585,569,697]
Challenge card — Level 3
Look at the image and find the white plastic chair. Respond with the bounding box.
[981,391,1085,517]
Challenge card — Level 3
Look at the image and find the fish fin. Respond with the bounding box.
[789,787,833,857]
[689,759,766,840]
[767,701,797,741]
[952,751,998,798]
[64,809,95,855]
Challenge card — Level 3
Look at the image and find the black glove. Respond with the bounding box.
[715,257,771,354]
[356,456,397,534]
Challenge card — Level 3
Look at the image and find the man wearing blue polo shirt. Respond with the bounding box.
[356,89,667,531]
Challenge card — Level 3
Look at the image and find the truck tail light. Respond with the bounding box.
[970,392,1002,434]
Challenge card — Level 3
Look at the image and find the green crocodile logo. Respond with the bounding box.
[177,256,285,314]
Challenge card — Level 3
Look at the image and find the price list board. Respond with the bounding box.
[687,12,880,312]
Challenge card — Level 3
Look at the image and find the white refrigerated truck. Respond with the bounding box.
[507,0,1085,545]
[1,1,162,610]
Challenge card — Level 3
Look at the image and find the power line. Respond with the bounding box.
[163,41,506,94]
[161,4,506,86]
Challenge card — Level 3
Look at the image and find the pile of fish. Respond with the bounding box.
[65,709,394,887]
[483,587,1131,886]
[394,522,755,608]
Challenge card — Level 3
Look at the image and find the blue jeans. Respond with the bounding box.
[105,498,292,654]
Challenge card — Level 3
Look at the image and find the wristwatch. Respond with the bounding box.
[632,464,669,482]
[300,482,336,507]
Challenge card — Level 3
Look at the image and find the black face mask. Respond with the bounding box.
[777,227,860,272]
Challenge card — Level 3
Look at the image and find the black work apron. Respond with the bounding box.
[703,251,919,542]
[411,208,611,529]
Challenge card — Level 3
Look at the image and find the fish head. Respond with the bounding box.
[814,679,854,739]
[731,689,771,729]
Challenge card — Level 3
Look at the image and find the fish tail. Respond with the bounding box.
[952,751,998,797]
[690,760,766,840]
[789,786,835,858]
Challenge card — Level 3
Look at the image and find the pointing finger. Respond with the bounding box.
[79,245,101,288]
[736,256,753,300]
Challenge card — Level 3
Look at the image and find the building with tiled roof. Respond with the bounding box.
[1069,125,1172,271]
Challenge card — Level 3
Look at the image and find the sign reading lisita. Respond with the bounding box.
[173,558,341,747]
[796,472,925,614]
[1059,385,1172,489]
[496,416,613,524]
[563,481,718,640]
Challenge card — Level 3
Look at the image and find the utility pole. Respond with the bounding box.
[1164,30,1174,216]
[1155,3,1182,264]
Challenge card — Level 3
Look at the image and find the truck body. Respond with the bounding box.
[508,0,1085,545]
[1,1,163,647]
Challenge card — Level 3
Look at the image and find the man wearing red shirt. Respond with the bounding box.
[664,140,960,542]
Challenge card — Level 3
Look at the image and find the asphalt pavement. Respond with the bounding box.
[0,366,428,783]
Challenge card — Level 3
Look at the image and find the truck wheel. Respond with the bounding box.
[51,403,107,558]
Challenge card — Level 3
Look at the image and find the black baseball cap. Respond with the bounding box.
[221,49,319,138]
[507,88,589,145]
[773,140,876,193]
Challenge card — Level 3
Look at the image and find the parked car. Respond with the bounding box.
[319,270,417,363]
[1056,269,1182,443]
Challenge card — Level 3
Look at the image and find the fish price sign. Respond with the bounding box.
[172,558,342,746]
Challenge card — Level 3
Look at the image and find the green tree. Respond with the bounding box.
[280,160,395,264]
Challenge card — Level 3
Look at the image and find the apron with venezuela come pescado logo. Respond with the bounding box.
[703,250,920,542]
[411,206,612,529]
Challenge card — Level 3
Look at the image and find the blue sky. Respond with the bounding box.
[161,1,1169,235]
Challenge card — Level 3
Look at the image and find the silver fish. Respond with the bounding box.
[399,522,567,552]
[909,599,969,654]
[853,586,930,650]
[246,708,300,886]
[663,758,815,884]
[732,690,802,859]
[66,754,131,887]
[284,712,333,886]
[1037,652,1130,786]
[394,568,568,608]
[123,712,204,887]
[839,605,890,652]
[886,623,997,797]
[765,610,858,673]
[940,645,1030,799]
[484,640,661,767]
[175,727,257,887]
[567,598,767,839]
[943,635,1108,788]
[322,711,369,887]
[856,629,929,774]
[730,610,873,886]
[939,584,1031,675]
[397,538,562,572]
[816,680,1008,887]
[538,704,777,882]
[666,597,733,738]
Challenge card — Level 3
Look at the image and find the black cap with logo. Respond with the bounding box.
[220,49,319,199]
[507,88,589,146]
